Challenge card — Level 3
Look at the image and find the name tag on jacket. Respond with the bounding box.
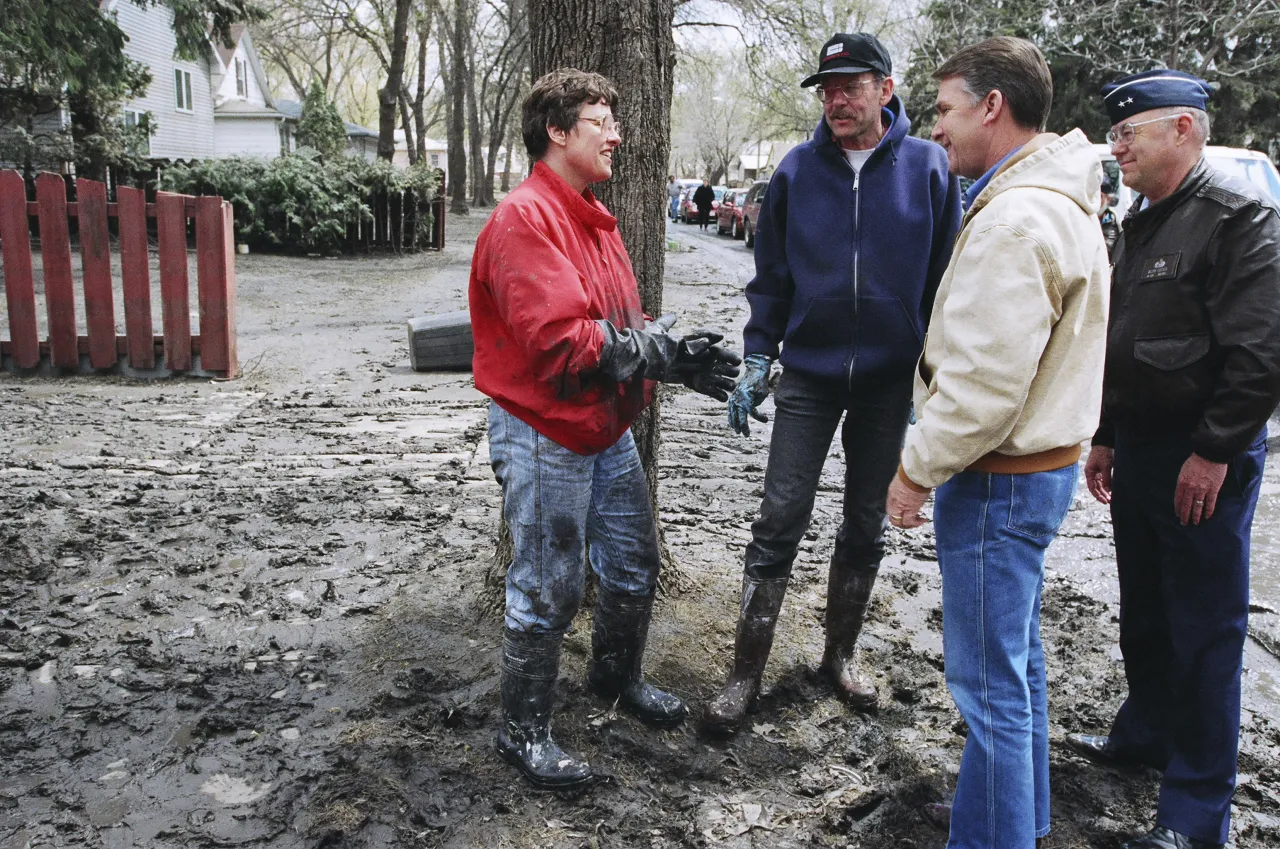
[1141,253,1181,282]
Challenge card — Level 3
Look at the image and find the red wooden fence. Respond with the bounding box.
[0,170,237,378]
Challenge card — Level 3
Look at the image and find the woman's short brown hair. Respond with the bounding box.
[933,37,1053,132]
[522,68,619,160]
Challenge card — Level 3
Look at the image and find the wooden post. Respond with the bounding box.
[195,196,237,377]
[76,178,118,369]
[35,172,78,369]
[117,186,155,369]
[0,170,39,368]
[156,191,192,370]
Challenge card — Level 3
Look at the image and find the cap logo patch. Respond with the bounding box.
[826,43,844,56]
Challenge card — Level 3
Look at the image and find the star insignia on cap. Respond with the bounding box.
[1120,97,1134,106]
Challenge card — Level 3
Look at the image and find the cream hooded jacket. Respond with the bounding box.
[900,129,1110,490]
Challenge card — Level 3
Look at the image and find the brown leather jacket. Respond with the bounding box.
[1094,158,1280,461]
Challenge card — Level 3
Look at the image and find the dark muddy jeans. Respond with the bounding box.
[745,368,913,580]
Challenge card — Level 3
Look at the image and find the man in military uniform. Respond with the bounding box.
[1069,70,1280,849]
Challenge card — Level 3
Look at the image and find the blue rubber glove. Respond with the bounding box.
[728,353,772,435]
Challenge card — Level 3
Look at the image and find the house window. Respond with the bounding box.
[174,69,194,111]
[236,58,248,98]
[122,109,151,155]
[430,153,440,167]
[279,123,293,155]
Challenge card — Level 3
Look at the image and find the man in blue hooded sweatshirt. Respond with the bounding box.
[705,32,962,731]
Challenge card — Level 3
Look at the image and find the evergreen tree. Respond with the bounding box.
[295,82,348,158]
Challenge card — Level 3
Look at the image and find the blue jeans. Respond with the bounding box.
[488,402,661,633]
[669,196,680,219]
[935,465,1077,849]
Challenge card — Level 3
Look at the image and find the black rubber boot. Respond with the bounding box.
[819,554,879,710]
[496,628,594,791]
[702,576,789,733]
[586,589,687,728]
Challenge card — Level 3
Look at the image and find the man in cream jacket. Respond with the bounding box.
[884,38,1110,849]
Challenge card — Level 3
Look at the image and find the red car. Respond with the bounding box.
[740,180,769,247]
[679,185,727,223]
[716,188,748,238]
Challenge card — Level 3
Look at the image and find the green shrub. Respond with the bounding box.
[160,150,439,253]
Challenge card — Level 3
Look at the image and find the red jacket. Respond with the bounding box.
[469,161,653,454]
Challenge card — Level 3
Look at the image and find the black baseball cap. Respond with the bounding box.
[800,33,892,88]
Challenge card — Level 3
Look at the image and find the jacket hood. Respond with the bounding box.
[967,129,1103,219]
[812,94,910,153]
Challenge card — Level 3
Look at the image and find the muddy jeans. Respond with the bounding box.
[745,369,913,579]
[488,402,661,633]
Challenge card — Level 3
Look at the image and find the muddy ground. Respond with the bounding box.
[3,209,1280,849]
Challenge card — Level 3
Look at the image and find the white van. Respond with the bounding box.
[1094,143,1280,214]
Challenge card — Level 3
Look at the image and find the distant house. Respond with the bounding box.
[393,133,526,191]
[110,3,290,162]
[273,100,379,162]
[730,141,799,185]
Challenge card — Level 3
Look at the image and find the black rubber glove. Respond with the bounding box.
[680,353,742,401]
[595,315,680,382]
[595,315,739,385]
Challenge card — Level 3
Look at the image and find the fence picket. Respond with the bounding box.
[35,172,78,369]
[76,178,117,368]
[117,186,154,369]
[156,191,192,370]
[0,170,39,368]
[195,197,237,376]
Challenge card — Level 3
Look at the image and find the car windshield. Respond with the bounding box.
[1207,154,1280,201]
[713,188,727,200]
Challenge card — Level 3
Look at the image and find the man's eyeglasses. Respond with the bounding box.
[1106,114,1188,147]
[579,115,622,138]
[814,78,881,102]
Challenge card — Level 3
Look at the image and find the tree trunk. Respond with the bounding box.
[465,48,487,207]
[377,0,412,162]
[399,90,417,165]
[447,0,469,215]
[501,136,514,192]
[412,12,431,163]
[482,0,677,605]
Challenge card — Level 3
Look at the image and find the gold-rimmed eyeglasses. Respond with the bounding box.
[579,115,622,137]
[814,78,881,102]
[1106,114,1188,147]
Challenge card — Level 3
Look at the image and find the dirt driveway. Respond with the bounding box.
[3,211,1280,848]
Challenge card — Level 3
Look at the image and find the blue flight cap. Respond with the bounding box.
[1101,70,1212,125]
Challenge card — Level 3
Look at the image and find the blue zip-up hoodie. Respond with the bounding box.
[744,96,962,385]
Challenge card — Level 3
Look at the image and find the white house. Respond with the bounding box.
[207,24,289,159]
[111,0,220,161]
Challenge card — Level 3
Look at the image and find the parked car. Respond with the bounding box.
[1094,143,1280,218]
[739,179,769,247]
[680,185,728,223]
[669,178,701,220]
[717,188,748,238]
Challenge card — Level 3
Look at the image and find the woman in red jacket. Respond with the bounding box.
[469,68,739,790]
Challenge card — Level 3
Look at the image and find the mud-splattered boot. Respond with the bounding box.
[819,555,879,711]
[702,576,789,734]
[586,589,687,728]
[496,628,594,791]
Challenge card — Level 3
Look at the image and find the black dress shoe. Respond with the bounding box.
[1121,825,1223,849]
[1064,733,1147,770]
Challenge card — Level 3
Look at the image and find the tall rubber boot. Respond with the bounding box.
[495,628,593,791]
[819,554,879,710]
[586,588,687,728]
[702,576,789,733]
